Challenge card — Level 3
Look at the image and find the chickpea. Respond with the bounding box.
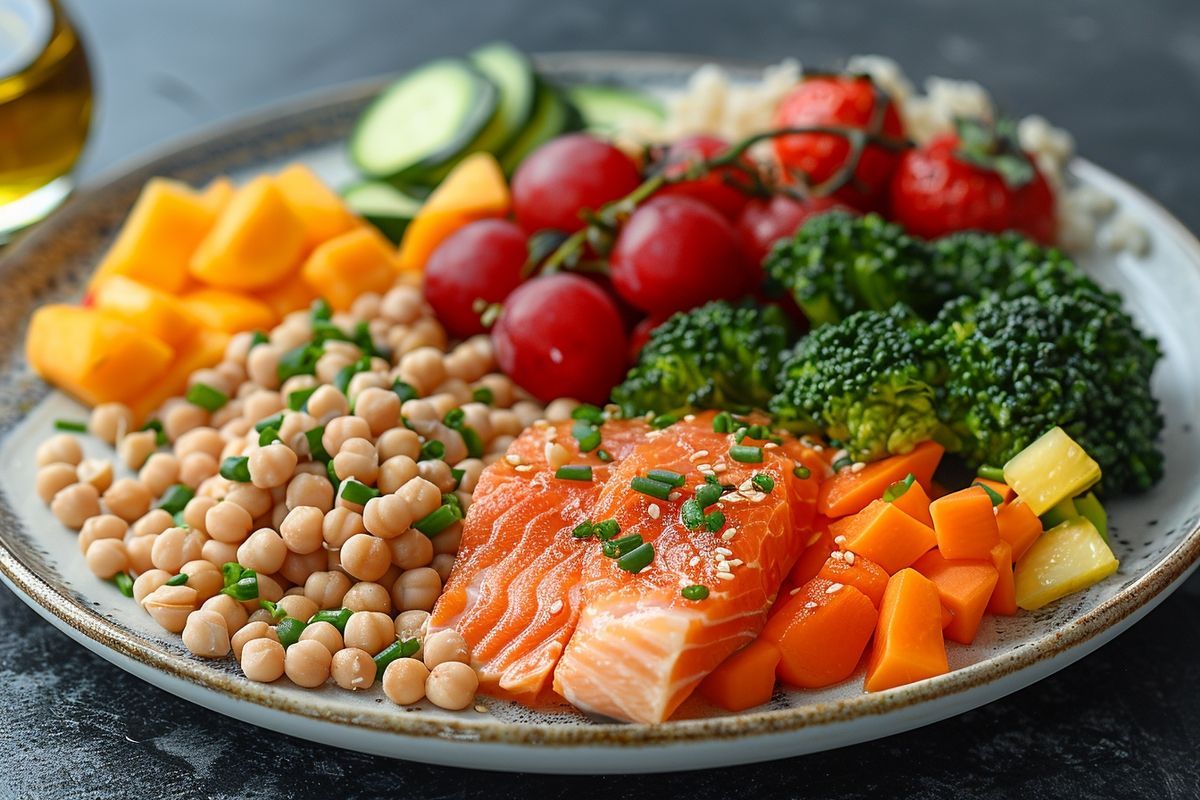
[342,611,395,655]
[127,508,171,538]
[315,352,354,385]
[36,434,83,467]
[228,620,278,661]
[270,320,311,351]
[182,609,231,658]
[246,608,274,626]
[163,401,208,442]
[431,523,462,556]
[474,374,516,408]
[36,463,78,504]
[489,409,522,438]
[425,393,461,418]
[50,483,101,529]
[217,417,252,441]
[89,402,134,445]
[101,478,152,522]
[341,581,391,614]
[350,387,399,437]
[246,443,297,491]
[442,347,486,384]
[305,385,349,425]
[381,285,425,324]
[511,400,545,427]
[278,506,323,555]
[77,514,127,555]
[138,453,180,497]
[418,459,458,493]
[178,452,219,488]
[224,484,273,519]
[382,658,429,705]
[332,438,379,485]
[453,459,484,494]
[246,343,284,389]
[397,347,447,396]
[425,662,479,710]
[279,374,318,402]
[181,560,223,602]
[331,647,377,691]
[462,335,495,370]
[277,594,319,624]
[132,569,171,605]
[201,538,240,568]
[115,430,156,471]
[233,529,284,575]
[205,499,253,544]
[278,549,328,587]
[339,533,391,582]
[242,389,285,426]
[434,379,473,406]
[401,399,438,427]
[151,527,203,573]
[361,494,411,540]
[431,554,456,584]
[376,429,421,463]
[299,620,343,655]
[224,331,256,365]
[322,416,371,458]
[303,570,352,609]
[422,628,469,669]
[346,371,389,406]
[248,573,284,613]
[241,637,286,682]
[200,593,249,634]
[458,403,493,443]
[76,458,113,493]
[385,529,433,570]
[195,475,232,500]
[143,584,199,633]
[284,639,332,688]
[322,507,365,549]
[277,410,317,453]
[376,456,419,495]
[392,567,442,612]
[188,367,232,396]
[176,497,213,535]
[395,477,442,522]
[322,339,361,362]
[174,427,224,462]
[85,538,128,579]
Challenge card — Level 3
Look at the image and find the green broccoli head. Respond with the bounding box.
[933,293,1163,495]
[763,211,936,327]
[613,300,793,418]
[770,304,948,462]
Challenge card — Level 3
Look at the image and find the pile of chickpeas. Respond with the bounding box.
[34,280,576,712]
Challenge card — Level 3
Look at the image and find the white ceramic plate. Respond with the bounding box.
[1,54,1198,774]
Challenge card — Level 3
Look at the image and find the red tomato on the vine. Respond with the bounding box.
[734,194,853,270]
[511,134,643,234]
[772,75,906,213]
[654,134,755,221]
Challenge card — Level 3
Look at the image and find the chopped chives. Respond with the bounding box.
[219,456,251,482]
[704,511,726,532]
[156,484,195,515]
[310,298,332,322]
[258,426,281,447]
[259,600,288,623]
[729,445,764,463]
[793,465,812,480]
[305,426,331,463]
[973,481,1005,506]
[254,413,285,433]
[172,510,188,528]
[572,420,601,452]
[694,482,723,508]
[221,562,245,586]
[977,465,1006,482]
[442,493,462,511]
[352,321,382,359]
[450,467,465,491]
[392,380,418,402]
[647,469,685,488]
[596,449,613,463]
[248,330,269,348]
[735,427,748,444]
[831,456,853,472]
[419,440,445,461]
[326,460,340,485]
[631,475,673,500]
[113,572,134,598]
[883,473,916,503]
[617,541,655,573]
[443,408,466,428]
[333,361,364,395]
[472,387,494,405]
[712,412,734,433]
[312,319,350,345]
[752,473,775,493]
[340,479,381,505]
[275,617,306,648]
[593,519,620,541]
[288,386,318,411]
[186,383,228,411]
[602,534,643,559]
[141,419,167,446]
[572,520,595,539]
[221,569,259,601]
[571,404,605,424]
[650,413,677,430]
[460,426,485,459]
[556,465,593,482]
[277,344,322,382]
[53,419,87,432]
[680,499,705,530]
[373,637,421,672]
[165,573,189,587]
[414,502,463,536]
[307,608,353,632]
[681,584,709,601]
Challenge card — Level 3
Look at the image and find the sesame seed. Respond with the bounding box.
[764,442,779,450]
[648,504,661,520]
[722,493,742,502]
[684,414,696,422]
[696,463,714,472]
[689,556,700,567]
[833,449,848,463]
[790,587,802,596]
[716,571,735,581]
[549,599,564,614]
[721,529,737,541]
[690,450,710,462]
[826,582,843,594]
[804,601,818,609]
[514,464,534,473]
[474,704,489,713]
[830,550,845,561]
[844,551,856,565]
[715,547,733,556]
[505,454,522,466]
[834,535,847,545]
[668,491,681,502]
[714,463,728,473]
[850,461,866,474]
[728,559,744,567]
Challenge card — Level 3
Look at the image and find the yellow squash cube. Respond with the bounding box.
[276,163,359,248]
[90,275,203,349]
[182,288,277,333]
[301,226,399,311]
[1014,517,1118,611]
[1003,427,1101,515]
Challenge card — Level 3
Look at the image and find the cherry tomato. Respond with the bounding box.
[491,273,628,405]
[735,195,852,270]
[609,196,750,315]
[423,219,528,338]
[889,132,1058,243]
[654,135,754,221]
[772,75,906,213]
[511,134,643,234]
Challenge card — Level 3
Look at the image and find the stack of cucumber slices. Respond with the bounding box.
[342,42,665,242]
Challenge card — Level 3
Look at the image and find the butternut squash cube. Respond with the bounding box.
[26,305,173,406]
[276,163,359,248]
[256,277,320,319]
[129,328,231,423]
[91,178,216,294]
[198,177,236,215]
[189,175,307,290]
[182,288,277,333]
[301,227,399,311]
[90,275,203,349]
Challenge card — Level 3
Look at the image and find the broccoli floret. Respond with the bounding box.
[613,301,793,417]
[763,212,936,326]
[933,293,1163,495]
[770,305,950,462]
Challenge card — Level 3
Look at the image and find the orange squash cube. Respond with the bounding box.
[182,288,277,333]
[276,163,359,248]
[90,275,203,349]
[864,569,949,692]
[929,486,1001,560]
[830,499,937,574]
[301,226,399,311]
[890,478,934,527]
[912,549,999,644]
[763,578,878,689]
[256,277,320,319]
[817,551,891,608]
[996,499,1043,562]
[987,540,1018,616]
[199,177,236,215]
[788,525,833,587]
[697,639,781,712]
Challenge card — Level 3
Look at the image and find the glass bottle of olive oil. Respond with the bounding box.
[0,0,92,241]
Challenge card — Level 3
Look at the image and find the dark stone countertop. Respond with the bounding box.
[4,1,1200,796]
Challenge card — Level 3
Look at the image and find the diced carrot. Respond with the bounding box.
[698,639,781,712]
[941,604,954,629]
[829,499,936,574]
[987,540,1017,616]
[912,549,999,645]
[889,479,933,527]
[763,578,878,689]
[974,477,1015,505]
[929,486,1000,560]
[788,526,833,587]
[996,499,1043,562]
[818,441,944,518]
[864,569,949,692]
[817,552,890,607]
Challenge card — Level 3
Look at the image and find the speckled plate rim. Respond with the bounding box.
[1,52,1199,771]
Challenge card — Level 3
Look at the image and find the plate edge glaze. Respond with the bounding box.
[0,52,1198,753]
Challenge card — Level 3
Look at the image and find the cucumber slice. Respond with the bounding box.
[499,80,579,174]
[566,84,664,134]
[342,181,424,244]
[350,59,498,182]
[469,42,537,154]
